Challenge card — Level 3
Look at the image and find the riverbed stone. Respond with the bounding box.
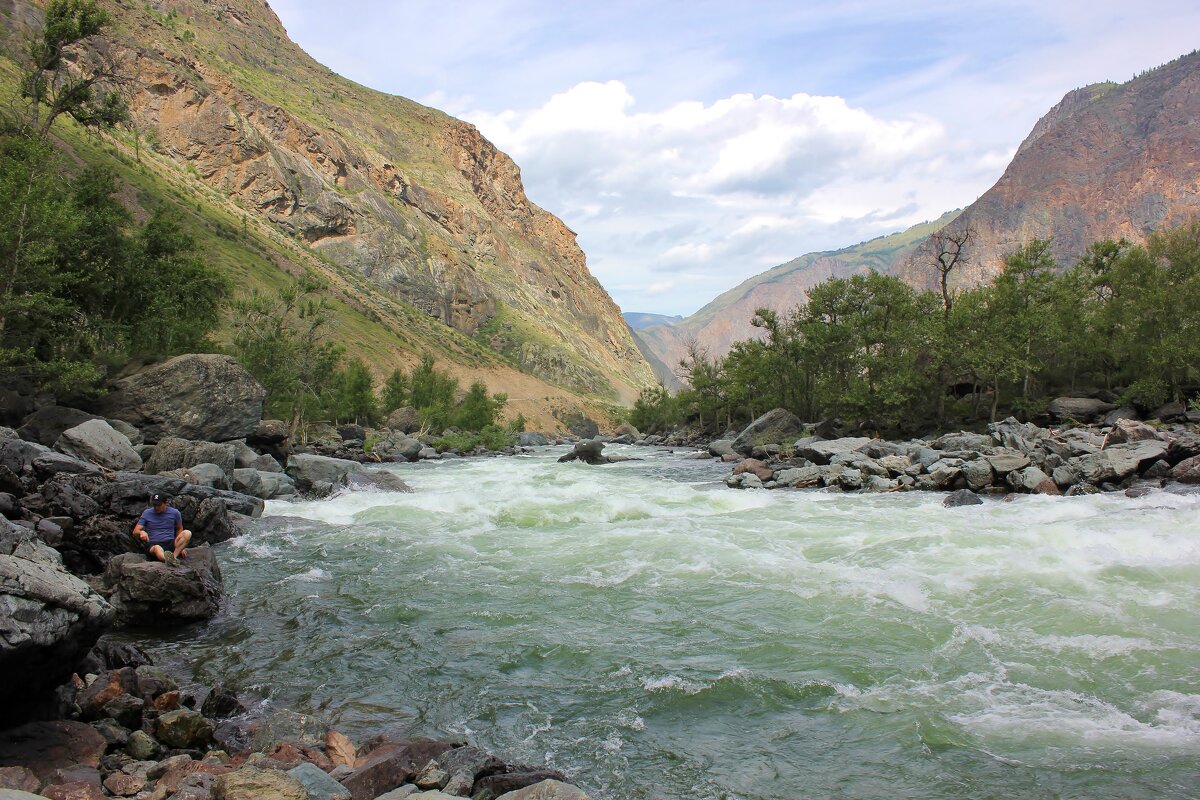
[943,489,983,507]
[1170,455,1200,483]
[1007,466,1060,495]
[213,767,307,800]
[0,721,107,781]
[286,762,351,800]
[1108,419,1161,444]
[708,439,735,457]
[1048,397,1116,422]
[773,466,820,487]
[958,458,993,490]
[339,739,454,800]
[156,710,213,750]
[1072,439,1168,483]
[0,766,41,792]
[927,461,961,488]
[983,450,1030,475]
[493,780,592,800]
[732,459,773,481]
[793,437,871,465]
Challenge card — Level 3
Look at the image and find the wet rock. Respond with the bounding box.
[1170,454,1200,484]
[556,441,612,465]
[155,710,213,750]
[101,546,223,627]
[943,489,983,507]
[287,762,351,800]
[472,771,569,800]
[201,686,244,719]
[339,739,454,800]
[124,731,160,761]
[134,665,178,702]
[101,694,144,730]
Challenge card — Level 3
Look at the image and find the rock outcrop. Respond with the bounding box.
[0,520,114,727]
[102,546,223,627]
[96,355,266,444]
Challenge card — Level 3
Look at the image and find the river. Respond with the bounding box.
[144,445,1200,799]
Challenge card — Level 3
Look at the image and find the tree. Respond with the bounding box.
[408,355,458,430]
[21,0,128,134]
[332,357,378,425]
[920,224,974,318]
[380,368,409,413]
[230,276,343,435]
[451,381,506,431]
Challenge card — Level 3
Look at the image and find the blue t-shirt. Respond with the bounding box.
[138,506,182,545]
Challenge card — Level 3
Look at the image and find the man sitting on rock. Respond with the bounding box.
[133,492,191,566]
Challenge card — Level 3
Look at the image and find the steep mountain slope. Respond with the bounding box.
[895,50,1200,289]
[636,213,958,375]
[1,0,655,409]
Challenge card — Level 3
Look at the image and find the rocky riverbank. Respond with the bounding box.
[0,355,596,799]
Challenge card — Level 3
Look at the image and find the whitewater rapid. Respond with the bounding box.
[145,446,1200,799]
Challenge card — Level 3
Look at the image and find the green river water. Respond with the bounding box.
[146,446,1200,799]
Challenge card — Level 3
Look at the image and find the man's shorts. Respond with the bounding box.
[145,540,173,558]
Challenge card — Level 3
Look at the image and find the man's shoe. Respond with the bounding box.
[163,552,180,567]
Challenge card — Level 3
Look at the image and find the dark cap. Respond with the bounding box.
[151,492,169,504]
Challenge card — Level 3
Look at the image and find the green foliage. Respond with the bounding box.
[21,0,129,134]
[409,354,458,428]
[380,368,409,413]
[229,276,343,433]
[331,357,378,425]
[506,413,528,434]
[638,222,1200,435]
[432,430,476,453]
[451,381,506,431]
[432,424,515,454]
[0,129,225,392]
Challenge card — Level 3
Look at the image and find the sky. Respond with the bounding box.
[267,1,1200,316]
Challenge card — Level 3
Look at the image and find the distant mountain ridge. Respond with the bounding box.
[640,49,1200,380]
[637,212,959,376]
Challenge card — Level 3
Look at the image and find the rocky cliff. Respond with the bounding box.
[2,0,654,406]
[894,50,1200,289]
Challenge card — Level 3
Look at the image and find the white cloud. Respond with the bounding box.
[466,83,979,314]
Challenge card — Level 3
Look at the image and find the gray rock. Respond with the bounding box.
[1052,465,1079,488]
[417,447,440,460]
[927,461,962,488]
[732,408,805,454]
[943,489,983,507]
[184,463,232,491]
[834,468,863,490]
[54,419,142,471]
[145,438,237,478]
[708,439,735,457]
[516,432,549,447]
[382,436,423,462]
[864,475,898,492]
[1048,397,1117,422]
[16,406,101,446]
[727,473,763,489]
[959,459,994,490]
[0,519,114,727]
[286,762,351,800]
[1108,419,1162,444]
[386,407,421,434]
[773,466,821,487]
[374,788,420,800]
[1007,466,1060,495]
[285,454,360,496]
[491,780,592,800]
[1170,455,1200,484]
[97,354,266,444]
[876,454,913,475]
[984,450,1031,475]
[929,432,992,451]
[155,709,213,750]
[793,437,872,465]
[101,546,223,627]
[213,767,308,800]
[1101,407,1139,425]
[1072,440,1169,484]
[557,440,612,465]
[1149,401,1187,422]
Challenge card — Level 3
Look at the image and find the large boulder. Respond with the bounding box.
[54,420,142,472]
[0,721,107,781]
[1170,455,1200,484]
[285,455,410,497]
[384,407,421,434]
[101,546,223,627]
[1071,439,1169,484]
[0,520,114,727]
[144,438,237,478]
[556,440,612,465]
[1047,397,1117,422]
[16,407,100,446]
[96,354,266,444]
[732,409,805,454]
[339,739,455,800]
[793,436,872,465]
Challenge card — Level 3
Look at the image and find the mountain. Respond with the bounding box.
[640,49,1200,379]
[0,0,656,423]
[894,50,1200,289]
[637,212,958,375]
[623,313,684,330]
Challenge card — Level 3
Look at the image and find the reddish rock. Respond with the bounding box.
[41,782,107,800]
[732,458,773,481]
[153,690,182,712]
[103,772,147,797]
[324,730,356,769]
[1170,454,1200,483]
[340,739,455,800]
[0,721,106,781]
[77,668,140,719]
[0,765,41,792]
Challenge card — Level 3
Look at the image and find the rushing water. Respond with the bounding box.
[145,446,1200,799]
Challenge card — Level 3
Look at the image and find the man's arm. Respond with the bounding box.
[133,520,148,543]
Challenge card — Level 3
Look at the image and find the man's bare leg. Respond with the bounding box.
[174,529,192,560]
[148,544,168,562]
